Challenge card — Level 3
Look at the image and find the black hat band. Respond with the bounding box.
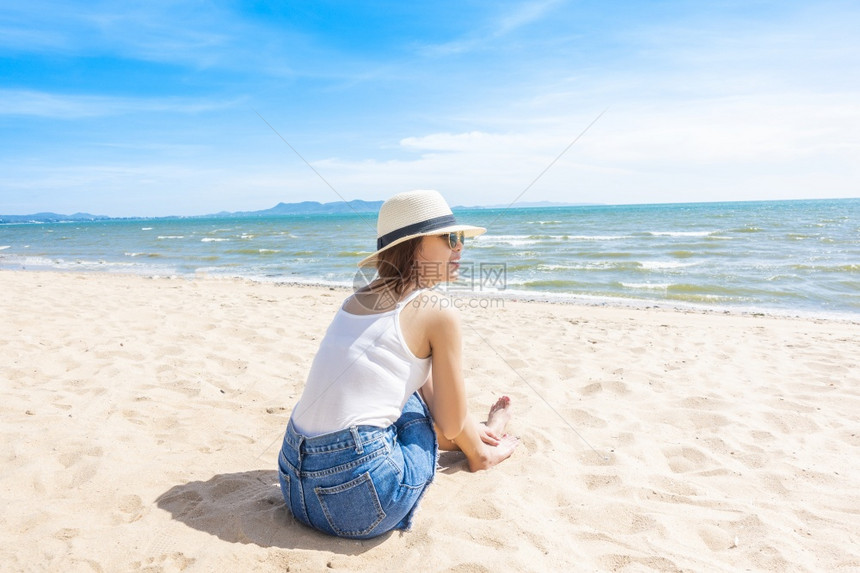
[376,214,458,250]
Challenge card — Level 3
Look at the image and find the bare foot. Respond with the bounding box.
[485,395,512,436]
[469,396,517,471]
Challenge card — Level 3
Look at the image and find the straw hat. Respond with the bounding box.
[358,190,486,267]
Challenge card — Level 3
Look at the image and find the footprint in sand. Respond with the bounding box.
[580,380,632,396]
[698,523,736,550]
[583,473,622,490]
[597,554,680,572]
[465,499,502,520]
[52,528,79,541]
[130,553,196,572]
[576,450,616,466]
[116,494,146,523]
[57,445,103,488]
[663,446,712,474]
[446,564,491,573]
[563,408,608,428]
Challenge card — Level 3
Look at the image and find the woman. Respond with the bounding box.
[277,189,518,539]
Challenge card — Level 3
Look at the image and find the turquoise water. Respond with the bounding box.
[1,199,858,316]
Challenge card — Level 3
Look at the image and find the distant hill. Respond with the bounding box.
[0,201,384,223]
[0,212,109,224]
[1,199,593,223]
[212,200,384,217]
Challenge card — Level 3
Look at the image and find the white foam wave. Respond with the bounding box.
[569,235,631,241]
[0,255,147,272]
[201,238,229,242]
[2,255,59,267]
[474,235,541,247]
[638,261,696,270]
[622,282,671,290]
[141,227,153,231]
[157,235,184,239]
[536,264,579,271]
[648,231,715,238]
[479,234,630,243]
[0,245,10,251]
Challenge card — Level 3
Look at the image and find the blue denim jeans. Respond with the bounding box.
[278,393,437,539]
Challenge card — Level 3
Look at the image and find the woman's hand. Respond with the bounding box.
[478,422,502,446]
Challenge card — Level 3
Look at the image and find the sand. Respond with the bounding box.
[1,270,859,572]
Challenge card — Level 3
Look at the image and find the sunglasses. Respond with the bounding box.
[440,231,466,249]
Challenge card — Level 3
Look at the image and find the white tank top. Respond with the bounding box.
[290,289,431,436]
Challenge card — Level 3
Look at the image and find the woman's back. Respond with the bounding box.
[290,289,431,436]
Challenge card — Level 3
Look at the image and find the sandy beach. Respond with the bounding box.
[2,270,858,572]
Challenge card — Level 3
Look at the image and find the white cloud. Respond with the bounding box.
[286,87,860,206]
[417,0,563,56]
[577,94,860,166]
[493,0,564,37]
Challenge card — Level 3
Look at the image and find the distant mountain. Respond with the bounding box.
[0,201,383,223]
[2,199,593,223]
[213,200,384,217]
[0,212,109,224]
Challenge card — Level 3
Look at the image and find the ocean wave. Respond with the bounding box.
[536,263,580,271]
[568,235,632,241]
[646,231,716,238]
[124,252,163,258]
[1,255,145,272]
[638,260,696,270]
[791,263,860,273]
[201,238,230,242]
[621,282,671,290]
[226,248,281,255]
[536,261,638,271]
[506,279,584,289]
[533,260,697,272]
[157,235,185,240]
[476,233,634,246]
[664,283,786,298]
[474,235,542,246]
[576,251,633,259]
[0,245,10,251]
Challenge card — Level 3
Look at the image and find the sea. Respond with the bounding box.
[1,198,858,318]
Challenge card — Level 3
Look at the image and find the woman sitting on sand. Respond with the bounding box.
[277,189,518,539]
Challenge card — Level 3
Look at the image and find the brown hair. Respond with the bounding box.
[372,237,423,297]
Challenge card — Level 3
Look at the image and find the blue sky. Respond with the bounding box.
[1,0,858,216]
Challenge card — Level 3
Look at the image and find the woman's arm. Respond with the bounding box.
[414,294,518,471]
[423,304,468,440]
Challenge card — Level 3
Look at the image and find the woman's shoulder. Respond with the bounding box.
[406,290,460,325]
